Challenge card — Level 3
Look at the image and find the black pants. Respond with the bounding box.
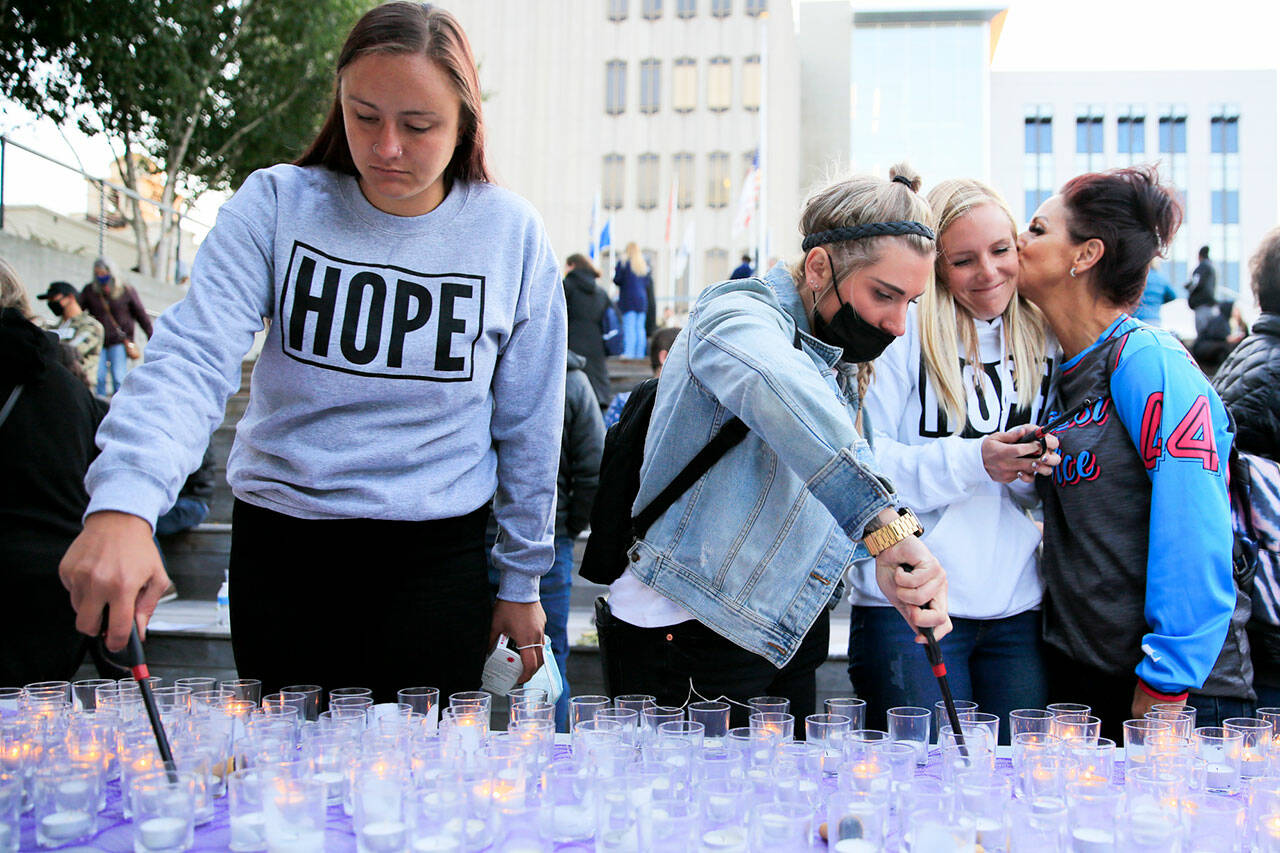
[598,598,830,729]
[0,570,90,685]
[229,499,492,704]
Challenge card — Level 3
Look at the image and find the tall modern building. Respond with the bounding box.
[453,0,801,314]
[800,2,1004,189]
[990,70,1278,302]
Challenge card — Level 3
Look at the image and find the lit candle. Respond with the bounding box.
[138,815,189,849]
[1242,750,1266,777]
[1264,815,1280,840]
[411,836,462,852]
[701,827,748,851]
[974,816,1002,846]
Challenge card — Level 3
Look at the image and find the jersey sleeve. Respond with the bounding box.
[1110,331,1235,693]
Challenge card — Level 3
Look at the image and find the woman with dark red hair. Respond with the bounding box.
[1017,166,1252,737]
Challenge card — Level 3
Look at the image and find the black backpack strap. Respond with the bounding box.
[632,416,749,539]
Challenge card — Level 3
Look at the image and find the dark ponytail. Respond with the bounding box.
[1060,166,1183,307]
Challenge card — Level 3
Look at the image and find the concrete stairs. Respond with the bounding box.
[82,355,856,698]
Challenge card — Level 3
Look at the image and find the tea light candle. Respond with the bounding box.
[974,816,1002,845]
[1205,762,1237,790]
[701,827,748,850]
[58,779,90,798]
[1264,815,1280,840]
[833,841,877,853]
[266,829,325,852]
[230,811,267,850]
[313,770,344,803]
[1070,827,1115,853]
[138,815,189,849]
[39,809,93,841]
[411,836,462,852]
[1242,750,1266,777]
[360,820,408,852]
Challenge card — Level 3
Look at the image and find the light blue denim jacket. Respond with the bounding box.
[628,263,897,667]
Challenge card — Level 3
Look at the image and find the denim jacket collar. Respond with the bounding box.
[762,262,845,369]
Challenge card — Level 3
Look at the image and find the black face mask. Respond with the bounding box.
[809,249,895,363]
[48,299,65,318]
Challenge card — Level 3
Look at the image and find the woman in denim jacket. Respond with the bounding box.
[602,166,985,724]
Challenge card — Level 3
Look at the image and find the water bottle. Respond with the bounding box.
[216,570,230,626]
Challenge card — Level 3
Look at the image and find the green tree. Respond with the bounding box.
[0,0,363,279]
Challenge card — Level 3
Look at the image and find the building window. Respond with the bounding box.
[707,151,730,208]
[637,153,660,210]
[742,56,761,111]
[608,0,628,21]
[1023,105,1053,220]
[673,152,695,208]
[677,0,696,17]
[640,59,661,114]
[707,57,731,112]
[1075,105,1104,174]
[605,60,626,115]
[1116,106,1145,164]
[642,0,662,19]
[1158,105,1190,284]
[744,0,766,15]
[1210,105,1242,296]
[1211,114,1239,154]
[672,58,697,112]
[711,0,731,18]
[603,154,625,210]
[705,248,729,283]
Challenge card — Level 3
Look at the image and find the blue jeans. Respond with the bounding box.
[487,535,573,732]
[848,607,1048,743]
[622,310,647,358]
[1187,693,1256,729]
[97,342,128,396]
[155,497,210,536]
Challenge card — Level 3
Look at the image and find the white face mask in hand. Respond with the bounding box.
[481,634,562,705]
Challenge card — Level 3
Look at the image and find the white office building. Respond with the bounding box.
[453,0,801,314]
[990,70,1278,306]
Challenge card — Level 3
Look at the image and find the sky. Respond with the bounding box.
[2,0,1278,240]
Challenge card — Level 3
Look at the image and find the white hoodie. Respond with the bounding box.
[848,305,1057,619]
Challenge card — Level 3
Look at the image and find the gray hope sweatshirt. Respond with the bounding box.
[85,165,567,602]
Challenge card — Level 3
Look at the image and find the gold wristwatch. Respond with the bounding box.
[862,507,924,556]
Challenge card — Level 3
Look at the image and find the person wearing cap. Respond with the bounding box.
[598,165,970,723]
[38,281,103,391]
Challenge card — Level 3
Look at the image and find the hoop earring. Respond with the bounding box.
[1069,267,1078,279]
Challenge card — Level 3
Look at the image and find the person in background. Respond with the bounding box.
[603,325,681,430]
[1,266,108,684]
[849,178,1059,736]
[156,448,215,536]
[563,253,613,409]
[614,242,651,359]
[599,165,957,725]
[80,256,152,397]
[37,281,104,392]
[1188,244,1218,337]
[1019,166,1250,737]
[57,2,565,701]
[730,253,754,280]
[1212,226,1280,706]
[1135,258,1177,325]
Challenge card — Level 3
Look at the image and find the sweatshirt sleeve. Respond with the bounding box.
[489,220,567,603]
[1111,334,1235,693]
[84,174,277,527]
[864,326,990,514]
[129,287,154,339]
[686,286,894,540]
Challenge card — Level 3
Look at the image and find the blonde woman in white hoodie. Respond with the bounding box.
[847,179,1061,739]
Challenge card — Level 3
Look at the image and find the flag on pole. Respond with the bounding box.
[598,216,613,254]
[664,179,678,245]
[733,150,761,235]
[674,220,696,279]
[589,189,601,259]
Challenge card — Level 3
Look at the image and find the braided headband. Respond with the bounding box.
[801,220,936,252]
